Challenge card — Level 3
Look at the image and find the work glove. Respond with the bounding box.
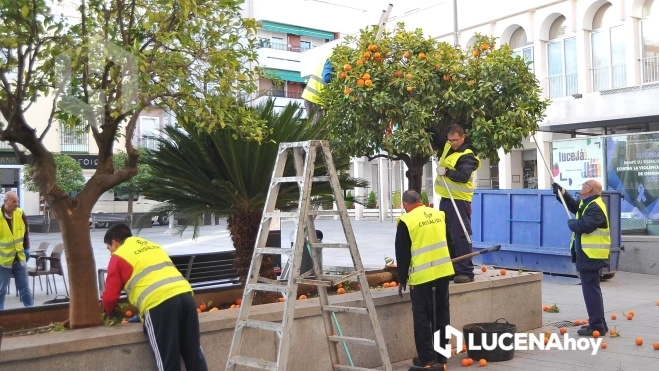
[436,166,447,176]
[24,249,30,263]
[552,183,565,196]
[398,283,406,298]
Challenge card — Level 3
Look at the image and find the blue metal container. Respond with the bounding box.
[471,189,622,277]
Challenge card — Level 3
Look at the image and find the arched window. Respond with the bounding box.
[591,2,626,91]
[546,15,578,98]
[641,0,659,83]
[510,27,534,73]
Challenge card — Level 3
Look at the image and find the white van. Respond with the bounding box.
[91,192,169,227]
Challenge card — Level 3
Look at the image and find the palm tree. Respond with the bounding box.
[141,99,368,303]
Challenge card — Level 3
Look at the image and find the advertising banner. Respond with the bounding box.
[551,138,606,190]
[607,133,659,219]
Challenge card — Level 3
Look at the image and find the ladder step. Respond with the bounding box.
[323,305,368,314]
[272,176,330,183]
[334,366,378,371]
[294,278,332,286]
[328,335,377,347]
[237,319,283,333]
[246,283,289,293]
[310,243,350,249]
[263,212,298,219]
[227,355,277,371]
[309,210,340,216]
[255,247,293,255]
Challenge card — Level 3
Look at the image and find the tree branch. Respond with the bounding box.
[365,153,408,162]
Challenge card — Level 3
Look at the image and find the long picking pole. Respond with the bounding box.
[531,133,572,220]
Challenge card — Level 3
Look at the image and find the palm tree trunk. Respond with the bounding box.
[227,207,278,304]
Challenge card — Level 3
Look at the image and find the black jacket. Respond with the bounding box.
[395,217,453,288]
[427,127,479,184]
[558,192,609,271]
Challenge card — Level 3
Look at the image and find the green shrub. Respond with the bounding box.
[367,190,377,209]
[421,190,429,206]
[392,191,401,208]
[346,190,354,209]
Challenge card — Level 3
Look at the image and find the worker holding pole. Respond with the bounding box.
[431,124,481,283]
[552,180,610,337]
[396,190,454,370]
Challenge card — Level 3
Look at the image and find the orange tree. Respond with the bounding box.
[320,23,548,192]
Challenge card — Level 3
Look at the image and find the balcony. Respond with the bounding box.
[60,124,89,153]
[591,64,626,92]
[259,89,302,99]
[258,39,311,53]
[642,56,659,85]
[137,135,160,150]
[547,73,578,99]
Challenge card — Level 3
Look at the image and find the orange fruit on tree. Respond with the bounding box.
[593,330,600,338]
[364,79,372,87]
[489,43,495,49]
[500,269,507,275]
[542,305,549,311]
[236,299,242,305]
[481,43,488,50]
[461,358,470,367]
[363,51,371,59]
[636,337,643,345]
[357,79,365,86]
[560,327,567,334]
[394,70,402,78]
[627,314,633,320]
[362,73,371,80]
[299,295,307,300]
[406,86,413,92]
[340,72,346,79]
[371,45,378,51]
[383,282,390,288]
[611,314,617,320]
[344,87,351,95]
[390,281,397,287]
[418,52,426,59]
[481,265,487,272]
[125,310,133,317]
[601,342,607,349]
[374,52,381,59]
[405,73,412,80]
[337,288,345,294]
[385,52,390,57]
[343,64,351,71]
[443,75,450,81]
[452,76,457,82]
[356,59,364,66]
[404,51,411,59]
[653,342,659,350]
[473,50,480,57]
[199,304,206,312]
[435,63,440,68]
[479,359,487,367]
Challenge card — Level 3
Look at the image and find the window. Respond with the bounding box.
[60,122,89,153]
[546,16,578,98]
[137,116,159,150]
[300,41,311,52]
[641,0,659,83]
[590,3,626,91]
[271,37,286,51]
[510,27,534,73]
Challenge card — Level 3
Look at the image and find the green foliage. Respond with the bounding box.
[23,154,85,194]
[367,191,377,209]
[110,148,155,196]
[421,190,429,206]
[345,190,354,209]
[392,191,401,208]
[140,99,369,237]
[320,24,549,162]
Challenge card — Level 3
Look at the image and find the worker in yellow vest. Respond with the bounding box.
[301,54,333,125]
[553,180,610,337]
[396,190,454,370]
[102,223,208,371]
[0,191,33,309]
[431,124,481,284]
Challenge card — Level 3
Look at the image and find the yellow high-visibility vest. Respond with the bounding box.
[434,142,481,202]
[0,208,26,268]
[571,197,611,260]
[113,237,192,315]
[301,60,326,105]
[398,206,454,285]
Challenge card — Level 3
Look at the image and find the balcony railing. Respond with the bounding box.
[591,64,626,92]
[547,73,578,99]
[257,40,313,53]
[259,89,303,99]
[642,56,659,84]
[60,124,89,153]
[138,135,160,150]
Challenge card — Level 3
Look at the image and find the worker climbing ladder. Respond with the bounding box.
[225,140,392,371]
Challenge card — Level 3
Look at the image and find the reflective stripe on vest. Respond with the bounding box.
[302,62,326,105]
[0,208,26,267]
[434,142,481,202]
[114,237,192,313]
[398,206,454,285]
[571,197,611,260]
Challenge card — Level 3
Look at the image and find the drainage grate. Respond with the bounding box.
[548,321,578,328]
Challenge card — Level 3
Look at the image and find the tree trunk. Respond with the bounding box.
[56,205,102,328]
[227,206,278,305]
[404,154,431,194]
[127,192,135,215]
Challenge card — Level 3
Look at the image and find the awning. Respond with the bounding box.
[263,68,307,84]
[261,21,335,40]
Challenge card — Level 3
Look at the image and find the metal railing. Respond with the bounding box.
[591,64,626,92]
[0,141,24,151]
[138,136,159,150]
[642,56,659,84]
[258,89,303,99]
[257,40,311,53]
[60,125,88,153]
[547,73,578,99]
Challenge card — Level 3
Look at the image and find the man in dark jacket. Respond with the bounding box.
[429,124,480,283]
[553,180,610,336]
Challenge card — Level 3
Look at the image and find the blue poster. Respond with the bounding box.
[607,133,659,219]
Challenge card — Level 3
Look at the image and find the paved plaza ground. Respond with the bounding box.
[5,218,659,370]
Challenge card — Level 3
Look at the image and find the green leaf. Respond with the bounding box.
[21,5,29,18]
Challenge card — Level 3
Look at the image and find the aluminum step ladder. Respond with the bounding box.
[225,140,392,371]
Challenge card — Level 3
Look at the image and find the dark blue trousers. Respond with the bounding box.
[581,270,608,332]
[439,198,473,277]
[410,278,450,364]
